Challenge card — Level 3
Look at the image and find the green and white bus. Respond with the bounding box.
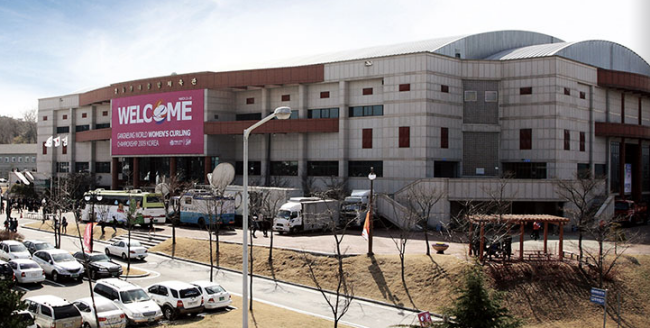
[81,189,166,226]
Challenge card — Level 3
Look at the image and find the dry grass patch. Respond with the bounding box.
[121,266,148,277]
[159,294,353,328]
[25,220,127,241]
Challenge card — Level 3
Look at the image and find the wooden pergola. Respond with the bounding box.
[468,214,570,262]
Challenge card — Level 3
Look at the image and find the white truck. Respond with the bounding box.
[340,190,371,227]
[273,197,340,234]
[224,185,302,218]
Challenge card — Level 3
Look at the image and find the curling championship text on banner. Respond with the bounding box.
[111,89,205,156]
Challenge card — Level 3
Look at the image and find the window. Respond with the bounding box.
[56,126,70,133]
[580,132,586,152]
[595,164,607,178]
[56,162,69,173]
[362,129,373,149]
[82,113,87,118]
[441,127,449,149]
[577,163,590,178]
[75,125,90,132]
[95,123,110,129]
[520,129,532,150]
[307,161,338,176]
[464,91,477,102]
[270,161,298,176]
[348,105,383,117]
[75,162,89,173]
[32,157,35,163]
[236,113,262,121]
[399,84,410,92]
[4,157,7,162]
[362,88,373,95]
[43,116,48,121]
[485,91,498,102]
[62,144,67,155]
[308,108,339,119]
[62,114,68,120]
[43,142,47,155]
[235,161,261,175]
[502,162,547,179]
[348,161,383,177]
[564,88,571,96]
[564,130,570,150]
[520,87,533,95]
[281,94,290,101]
[18,157,22,162]
[11,157,15,162]
[40,306,52,317]
[102,111,109,116]
[95,162,110,173]
[399,127,410,148]
[246,97,255,104]
[441,85,449,93]
[580,91,586,99]
[320,91,330,99]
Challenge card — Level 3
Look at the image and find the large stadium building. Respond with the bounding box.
[37,30,650,224]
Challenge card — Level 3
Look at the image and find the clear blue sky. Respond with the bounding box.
[0,0,647,118]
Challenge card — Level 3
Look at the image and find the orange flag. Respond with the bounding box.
[362,211,370,241]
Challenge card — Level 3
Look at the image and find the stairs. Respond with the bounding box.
[107,231,170,249]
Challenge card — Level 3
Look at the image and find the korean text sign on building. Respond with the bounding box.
[111,90,205,156]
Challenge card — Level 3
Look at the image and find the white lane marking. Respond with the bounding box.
[44,279,66,287]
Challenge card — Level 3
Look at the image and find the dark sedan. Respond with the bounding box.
[23,240,55,255]
[0,260,15,286]
[73,251,123,280]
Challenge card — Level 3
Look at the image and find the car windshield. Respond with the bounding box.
[276,210,291,219]
[35,243,54,251]
[89,254,111,262]
[120,289,150,304]
[9,244,27,252]
[95,302,119,312]
[52,253,75,262]
[204,285,225,294]
[53,304,81,320]
[19,263,40,270]
[180,288,201,298]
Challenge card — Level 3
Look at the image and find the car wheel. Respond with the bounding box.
[83,322,91,328]
[163,305,176,321]
[52,271,59,282]
[105,248,111,256]
[122,253,128,261]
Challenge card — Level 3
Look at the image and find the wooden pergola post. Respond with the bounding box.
[519,222,524,261]
[559,223,564,260]
[468,222,474,256]
[543,222,549,254]
[479,223,485,263]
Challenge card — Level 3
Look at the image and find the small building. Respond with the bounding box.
[0,144,37,180]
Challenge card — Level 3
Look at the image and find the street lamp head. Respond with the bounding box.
[274,106,292,120]
[96,195,103,201]
[368,167,376,181]
[84,195,91,202]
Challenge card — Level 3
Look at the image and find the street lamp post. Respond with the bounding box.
[84,192,103,253]
[242,106,292,328]
[367,167,376,256]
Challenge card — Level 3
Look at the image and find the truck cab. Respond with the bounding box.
[340,190,371,227]
[273,197,338,234]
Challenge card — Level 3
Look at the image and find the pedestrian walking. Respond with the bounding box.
[61,217,68,234]
[531,221,541,241]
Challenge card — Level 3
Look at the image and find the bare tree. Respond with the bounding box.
[554,171,606,268]
[402,184,443,256]
[301,175,319,197]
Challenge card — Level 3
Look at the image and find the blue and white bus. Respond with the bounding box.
[178,190,235,229]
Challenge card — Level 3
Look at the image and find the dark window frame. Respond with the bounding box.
[362,129,373,149]
[307,161,338,176]
[564,130,571,151]
[580,132,586,152]
[441,127,449,149]
[270,161,298,176]
[520,129,532,150]
[520,87,533,95]
[348,161,383,177]
[320,91,330,99]
[362,88,373,95]
[399,84,410,92]
[399,126,410,148]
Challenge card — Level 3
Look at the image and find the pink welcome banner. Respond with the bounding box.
[111,90,205,156]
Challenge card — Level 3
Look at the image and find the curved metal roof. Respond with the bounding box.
[487,40,650,76]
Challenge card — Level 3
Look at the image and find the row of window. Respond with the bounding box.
[55,161,111,173]
[42,111,109,122]
[55,124,110,133]
[234,160,384,177]
[464,90,498,102]
[520,129,586,151]
[2,156,36,163]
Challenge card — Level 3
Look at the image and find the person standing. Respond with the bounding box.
[532,221,541,241]
[61,217,68,234]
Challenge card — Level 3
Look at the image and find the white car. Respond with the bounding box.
[104,240,148,260]
[25,295,83,328]
[191,280,232,310]
[73,296,127,328]
[8,259,45,284]
[0,240,31,260]
[32,249,85,282]
[146,281,204,320]
[93,278,162,325]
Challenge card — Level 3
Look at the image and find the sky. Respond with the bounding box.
[0,0,647,119]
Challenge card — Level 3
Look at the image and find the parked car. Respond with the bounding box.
[32,249,84,282]
[104,240,148,260]
[93,278,162,325]
[13,310,36,328]
[24,295,82,328]
[0,240,31,260]
[8,259,45,284]
[23,240,55,255]
[146,280,204,320]
[73,251,123,280]
[191,280,232,310]
[0,259,16,286]
[73,296,127,328]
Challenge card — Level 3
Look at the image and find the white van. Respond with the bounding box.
[24,295,82,328]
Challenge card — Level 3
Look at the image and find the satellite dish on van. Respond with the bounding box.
[210,163,235,193]
[155,183,171,197]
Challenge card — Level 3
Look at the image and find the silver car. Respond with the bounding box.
[73,296,127,328]
[8,259,45,284]
[32,249,84,282]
